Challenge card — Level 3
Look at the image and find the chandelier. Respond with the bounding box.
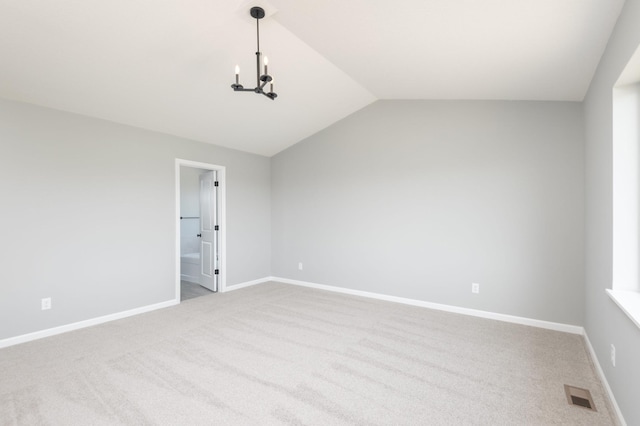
[231,6,277,100]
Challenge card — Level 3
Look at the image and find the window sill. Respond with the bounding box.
[607,289,640,329]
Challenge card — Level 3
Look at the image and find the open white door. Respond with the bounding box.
[199,170,219,292]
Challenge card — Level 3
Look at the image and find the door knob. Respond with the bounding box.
[197,233,202,238]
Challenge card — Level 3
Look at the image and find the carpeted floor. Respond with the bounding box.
[0,282,618,425]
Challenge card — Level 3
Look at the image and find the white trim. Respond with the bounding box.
[2,277,622,425]
[175,159,227,299]
[583,331,627,426]
[271,277,585,335]
[606,289,640,330]
[0,300,178,349]
[224,277,272,292]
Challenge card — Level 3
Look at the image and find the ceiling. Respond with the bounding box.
[0,0,625,157]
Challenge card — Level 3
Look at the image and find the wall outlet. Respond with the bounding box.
[471,283,480,294]
[611,344,616,367]
[298,262,303,271]
[41,297,52,310]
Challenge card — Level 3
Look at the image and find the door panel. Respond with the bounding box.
[201,241,213,277]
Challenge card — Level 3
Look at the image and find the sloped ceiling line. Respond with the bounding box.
[0,0,625,156]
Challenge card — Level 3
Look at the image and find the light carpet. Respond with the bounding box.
[0,282,617,425]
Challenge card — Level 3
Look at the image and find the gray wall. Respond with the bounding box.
[0,98,270,340]
[272,100,585,325]
[583,0,640,424]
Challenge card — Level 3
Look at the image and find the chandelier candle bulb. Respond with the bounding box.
[235,65,239,84]
[264,56,268,75]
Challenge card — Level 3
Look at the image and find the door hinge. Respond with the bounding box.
[214,269,219,275]
[214,181,219,187]
[214,225,219,231]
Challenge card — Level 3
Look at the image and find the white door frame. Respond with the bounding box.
[175,159,227,301]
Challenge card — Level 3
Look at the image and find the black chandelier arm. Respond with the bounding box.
[230,83,277,100]
[259,76,272,90]
[230,85,253,92]
[261,90,277,100]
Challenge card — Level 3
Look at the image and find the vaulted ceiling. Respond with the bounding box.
[0,0,626,156]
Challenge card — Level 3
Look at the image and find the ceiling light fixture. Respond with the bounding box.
[231,6,277,100]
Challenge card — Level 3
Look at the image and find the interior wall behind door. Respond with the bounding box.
[180,167,206,258]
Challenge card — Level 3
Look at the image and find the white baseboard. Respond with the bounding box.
[271,277,585,335]
[0,276,266,349]
[270,277,622,424]
[0,275,583,351]
[2,276,622,424]
[224,276,272,292]
[0,299,179,349]
[583,332,626,426]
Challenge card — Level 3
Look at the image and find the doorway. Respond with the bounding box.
[175,159,226,302]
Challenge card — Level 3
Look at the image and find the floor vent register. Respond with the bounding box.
[564,384,596,411]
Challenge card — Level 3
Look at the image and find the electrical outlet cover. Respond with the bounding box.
[611,344,616,367]
[41,298,51,310]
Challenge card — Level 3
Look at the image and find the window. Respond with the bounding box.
[609,45,640,328]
